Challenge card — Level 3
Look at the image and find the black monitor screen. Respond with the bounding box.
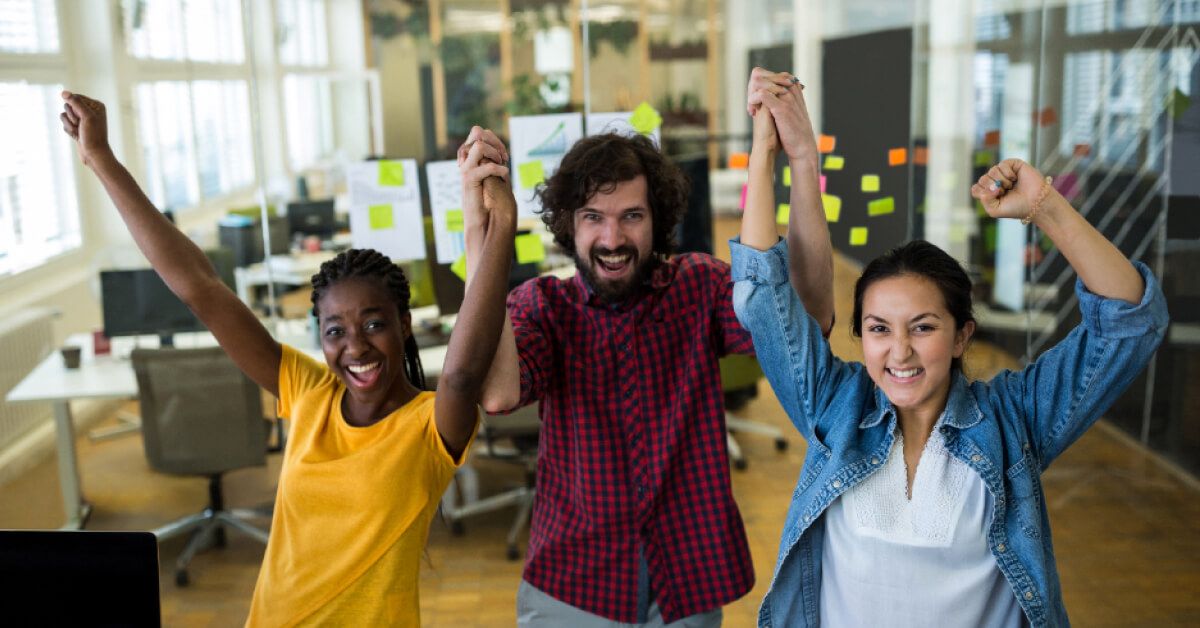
[101,269,205,339]
[287,200,337,237]
[0,530,160,626]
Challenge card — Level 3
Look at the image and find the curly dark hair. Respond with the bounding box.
[535,133,688,257]
[310,248,426,390]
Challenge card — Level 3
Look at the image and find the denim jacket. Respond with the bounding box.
[729,238,1168,628]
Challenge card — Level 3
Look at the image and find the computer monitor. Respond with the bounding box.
[0,530,160,626]
[100,268,205,346]
[287,199,337,238]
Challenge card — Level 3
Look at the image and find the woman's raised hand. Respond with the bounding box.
[457,126,510,231]
[60,91,112,167]
[971,158,1051,221]
[746,67,818,164]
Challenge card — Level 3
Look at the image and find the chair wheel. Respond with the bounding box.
[450,520,465,536]
[506,545,520,561]
[734,458,748,471]
[175,570,190,587]
[775,438,788,452]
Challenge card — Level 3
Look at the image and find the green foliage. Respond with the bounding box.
[588,21,638,57]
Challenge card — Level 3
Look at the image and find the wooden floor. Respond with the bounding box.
[2,221,1198,626]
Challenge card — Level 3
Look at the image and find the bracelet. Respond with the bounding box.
[1021,176,1054,225]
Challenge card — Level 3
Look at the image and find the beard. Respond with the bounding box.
[575,245,656,304]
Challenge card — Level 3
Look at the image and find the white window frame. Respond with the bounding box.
[276,0,338,173]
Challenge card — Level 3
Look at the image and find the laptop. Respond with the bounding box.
[0,530,161,626]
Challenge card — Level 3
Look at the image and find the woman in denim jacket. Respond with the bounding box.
[735,75,1168,627]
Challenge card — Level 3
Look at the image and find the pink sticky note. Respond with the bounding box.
[820,175,827,193]
[1053,173,1080,201]
[739,184,748,211]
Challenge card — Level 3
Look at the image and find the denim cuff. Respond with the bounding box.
[1076,260,1169,339]
[729,236,789,285]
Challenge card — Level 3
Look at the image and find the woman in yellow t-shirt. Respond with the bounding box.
[60,92,518,626]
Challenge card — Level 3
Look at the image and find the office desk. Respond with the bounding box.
[5,324,449,530]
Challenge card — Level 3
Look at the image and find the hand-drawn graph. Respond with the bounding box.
[509,113,584,218]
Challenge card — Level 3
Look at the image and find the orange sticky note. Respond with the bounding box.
[1038,107,1058,127]
[913,146,929,165]
[817,134,836,153]
[728,152,749,169]
[983,130,1001,146]
[888,148,907,166]
[1073,143,1091,157]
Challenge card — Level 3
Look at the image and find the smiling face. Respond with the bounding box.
[572,175,655,303]
[860,273,975,425]
[316,276,414,415]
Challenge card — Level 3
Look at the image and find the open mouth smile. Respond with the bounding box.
[345,361,382,388]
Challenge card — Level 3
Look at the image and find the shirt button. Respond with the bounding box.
[832,480,842,489]
[803,514,811,522]
[870,456,880,465]
[1024,591,1034,600]
[997,543,1007,553]
[971,454,982,462]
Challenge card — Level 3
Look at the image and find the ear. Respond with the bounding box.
[953,320,976,358]
[399,310,413,341]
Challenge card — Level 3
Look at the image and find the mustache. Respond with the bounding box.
[590,246,638,259]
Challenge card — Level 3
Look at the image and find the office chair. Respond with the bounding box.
[131,347,272,587]
[440,403,539,561]
[721,354,788,470]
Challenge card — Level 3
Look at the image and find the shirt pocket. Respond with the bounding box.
[1004,447,1045,540]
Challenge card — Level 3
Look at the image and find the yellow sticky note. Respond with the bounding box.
[445,209,464,233]
[868,196,895,216]
[776,203,790,225]
[450,254,467,281]
[822,194,841,222]
[368,204,394,230]
[824,155,844,170]
[377,160,405,186]
[630,102,663,135]
[974,150,995,167]
[861,174,880,192]
[783,166,792,186]
[518,160,545,189]
[515,233,546,264]
[849,227,868,246]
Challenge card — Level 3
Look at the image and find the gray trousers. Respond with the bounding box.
[516,580,724,628]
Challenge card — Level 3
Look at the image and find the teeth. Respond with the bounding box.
[598,254,630,265]
[347,362,380,374]
[889,367,921,378]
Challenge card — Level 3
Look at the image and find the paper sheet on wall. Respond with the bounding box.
[586,110,662,147]
[425,159,467,264]
[345,160,426,262]
[509,113,584,219]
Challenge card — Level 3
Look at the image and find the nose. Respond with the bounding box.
[892,333,913,360]
[597,218,624,250]
[345,329,370,357]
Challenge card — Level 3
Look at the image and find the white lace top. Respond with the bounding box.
[818,422,1024,627]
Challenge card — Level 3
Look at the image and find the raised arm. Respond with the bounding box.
[746,68,834,334]
[971,158,1143,304]
[457,127,522,413]
[60,92,281,395]
[434,159,516,454]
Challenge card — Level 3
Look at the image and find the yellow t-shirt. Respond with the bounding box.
[246,345,470,627]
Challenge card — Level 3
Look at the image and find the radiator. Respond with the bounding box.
[0,307,57,451]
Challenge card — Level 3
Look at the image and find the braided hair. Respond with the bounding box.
[310,248,427,390]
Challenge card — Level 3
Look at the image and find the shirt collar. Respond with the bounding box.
[859,372,982,431]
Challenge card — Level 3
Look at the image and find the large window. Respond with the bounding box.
[278,0,336,171]
[0,0,81,277]
[125,0,254,208]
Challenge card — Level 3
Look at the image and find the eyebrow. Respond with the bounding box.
[580,205,647,215]
[320,307,388,323]
[864,312,942,324]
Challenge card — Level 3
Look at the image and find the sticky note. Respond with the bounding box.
[824,155,844,170]
[377,160,405,186]
[630,102,663,135]
[867,196,895,216]
[888,148,907,166]
[368,204,394,230]
[518,160,545,189]
[1038,107,1058,127]
[728,152,749,169]
[1073,143,1091,157]
[450,254,467,281]
[861,175,880,192]
[783,166,791,186]
[445,209,464,233]
[983,129,1000,146]
[820,174,827,193]
[913,146,929,165]
[776,203,790,225]
[1171,88,1192,119]
[974,150,994,167]
[849,227,868,246]
[817,134,836,153]
[984,223,998,253]
[822,194,841,223]
[515,233,546,264]
[739,184,748,211]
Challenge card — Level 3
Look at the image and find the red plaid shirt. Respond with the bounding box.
[507,252,756,623]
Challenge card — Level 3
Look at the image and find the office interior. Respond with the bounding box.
[0,0,1197,625]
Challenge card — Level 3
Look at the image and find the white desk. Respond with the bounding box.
[5,324,448,530]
